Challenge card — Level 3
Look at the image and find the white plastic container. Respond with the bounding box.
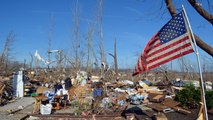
[40,104,52,115]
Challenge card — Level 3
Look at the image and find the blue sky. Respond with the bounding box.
[0,0,212,71]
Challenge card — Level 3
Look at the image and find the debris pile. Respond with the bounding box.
[0,80,13,105]
[0,70,212,120]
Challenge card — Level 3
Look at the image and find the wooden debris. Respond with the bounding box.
[0,80,13,105]
[149,93,165,103]
[142,99,149,104]
[147,90,165,95]
[36,86,50,94]
[147,103,168,112]
[0,84,6,104]
[153,112,168,120]
[172,106,191,114]
[143,86,158,92]
[161,98,180,108]
[69,87,76,101]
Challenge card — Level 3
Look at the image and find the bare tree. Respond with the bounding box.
[29,52,34,71]
[47,14,55,69]
[109,37,118,81]
[86,23,95,72]
[97,0,106,78]
[79,50,86,69]
[0,31,15,76]
[73,0,80,71]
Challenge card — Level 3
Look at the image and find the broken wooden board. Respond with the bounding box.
[148,93,165,103]
[172,106,191,114]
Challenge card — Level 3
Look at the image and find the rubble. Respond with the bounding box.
[0,70,212,120]
[0,80,13,106]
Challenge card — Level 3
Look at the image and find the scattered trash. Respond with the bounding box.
[1,69,206,120]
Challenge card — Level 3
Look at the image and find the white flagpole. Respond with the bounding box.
[182,5,208,120]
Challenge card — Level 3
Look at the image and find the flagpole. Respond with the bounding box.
[182,5,208,120]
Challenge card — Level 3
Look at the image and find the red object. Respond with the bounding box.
[133,11,194,76]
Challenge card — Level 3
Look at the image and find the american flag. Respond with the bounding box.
[133,11,194,76]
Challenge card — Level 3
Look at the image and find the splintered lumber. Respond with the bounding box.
[172,106,191,114]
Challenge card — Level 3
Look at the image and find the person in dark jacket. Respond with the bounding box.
[54,82,63,93]
[65,77,72,90]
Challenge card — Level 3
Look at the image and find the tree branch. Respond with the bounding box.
[165,0,177,16]
[165,0,213,57]
[188,0,213,25]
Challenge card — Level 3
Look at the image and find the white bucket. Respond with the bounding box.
[40,104,52,115]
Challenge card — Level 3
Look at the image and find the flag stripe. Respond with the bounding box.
[147,46,193,67]
[146,38,191,61]
[147,34,189,56]
[146,38,161,52]
[146,36,189,58]
[133,48,191,76]
[135,55,145,75]
[147,43,192,64]
[148,49,194,69]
